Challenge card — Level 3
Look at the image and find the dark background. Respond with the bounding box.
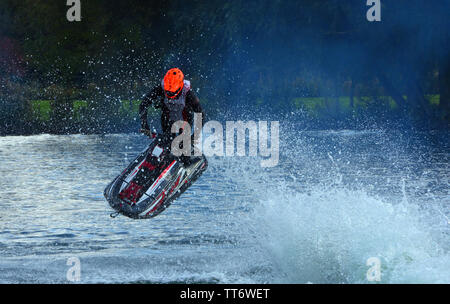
[0,0,449,134]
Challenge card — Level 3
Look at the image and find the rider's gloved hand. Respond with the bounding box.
[140,120,151,135]
[140,126,157,139]
[140,128,152,137]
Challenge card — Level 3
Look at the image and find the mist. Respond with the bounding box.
[0,0,449,134]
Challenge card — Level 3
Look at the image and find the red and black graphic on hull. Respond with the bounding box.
[118,159,159,204]
[118,181,143,205]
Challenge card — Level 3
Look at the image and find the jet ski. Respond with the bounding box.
[104,132,208,219]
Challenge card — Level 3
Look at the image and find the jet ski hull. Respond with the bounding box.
[104,134,207,219]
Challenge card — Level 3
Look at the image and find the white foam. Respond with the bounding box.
[244,184,450,283]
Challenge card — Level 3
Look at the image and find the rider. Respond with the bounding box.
[139,68,205,165]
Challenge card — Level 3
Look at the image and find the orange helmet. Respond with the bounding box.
[163,68,184,99]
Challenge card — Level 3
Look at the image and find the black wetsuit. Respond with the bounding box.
[139,84,205,135]
[139,83,206,166]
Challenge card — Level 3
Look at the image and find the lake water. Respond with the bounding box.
[0,129,448,283]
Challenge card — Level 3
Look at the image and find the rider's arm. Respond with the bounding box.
[139,85,164,130]
[186,90,206,126]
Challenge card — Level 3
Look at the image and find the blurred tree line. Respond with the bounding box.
[0,0,449,134]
